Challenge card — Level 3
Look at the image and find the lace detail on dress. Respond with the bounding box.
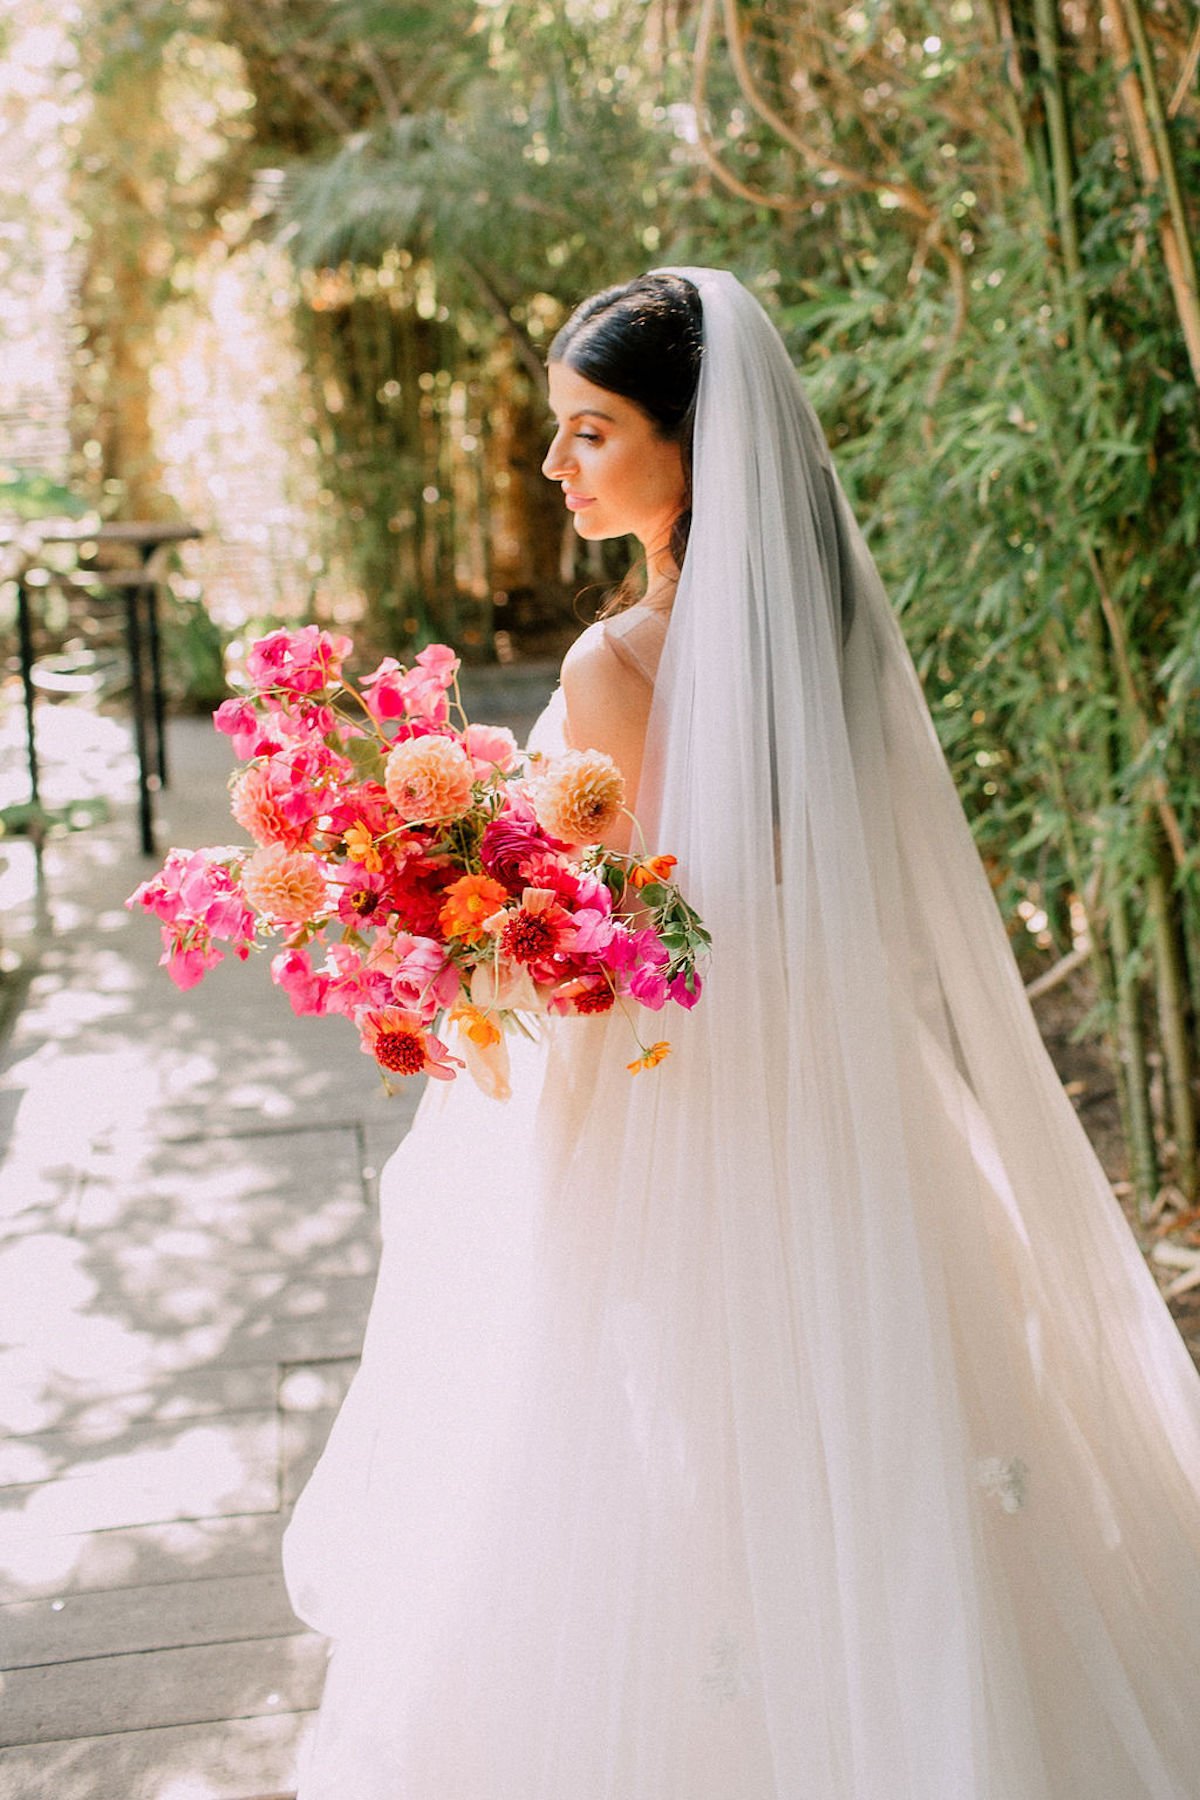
[700,1627,753,1705]
[975,1454,1030,1514]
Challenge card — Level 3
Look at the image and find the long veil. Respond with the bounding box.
[283,268,1200,1798]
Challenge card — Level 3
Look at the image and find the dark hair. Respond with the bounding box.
[548,271,704,612]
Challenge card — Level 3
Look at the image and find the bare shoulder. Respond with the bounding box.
[560,619,625,688]
[559,619,653,807]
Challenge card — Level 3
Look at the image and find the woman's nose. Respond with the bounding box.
[541,430,574,480]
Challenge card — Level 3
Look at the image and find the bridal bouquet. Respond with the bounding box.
[128,627,709,1099]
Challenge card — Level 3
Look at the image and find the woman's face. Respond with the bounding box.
[542,361,686,556]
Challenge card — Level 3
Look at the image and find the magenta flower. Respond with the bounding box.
[669,970,703,1009]
[570,906,615,956]
[162,940,223,990]
[627,963,670,1010]
[214,698,272,760]
[271,948,332,1016]
[478,804,547,890]
[389,934,459,1021]
[245,626,352,697]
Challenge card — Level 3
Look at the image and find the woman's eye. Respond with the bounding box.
[576,431,600,444]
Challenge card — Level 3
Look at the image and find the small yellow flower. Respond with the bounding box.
[627,1040,671,1074]
[344,820,383,873]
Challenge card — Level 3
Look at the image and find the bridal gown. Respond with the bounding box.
[282,598,1200,1799]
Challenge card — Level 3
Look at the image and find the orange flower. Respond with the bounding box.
[241,844,328,924]
[629,854,678,890]
[384,734,474,824]
[439,873,510,944]
[230,763,312,849]
[626,1040,671,1074]
[449,1001,502,1048]
[343,819,383,873]
[532,750,625,845]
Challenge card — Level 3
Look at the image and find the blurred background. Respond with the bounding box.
[2,0,1199,1210]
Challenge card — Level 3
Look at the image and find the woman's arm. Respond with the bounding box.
[559,623,654,854]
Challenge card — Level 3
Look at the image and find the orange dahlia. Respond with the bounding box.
[384,734,474,825]
[439,873,510,944]
[230,763,311,849]
[532,750,625,846]
[241,844,328,924]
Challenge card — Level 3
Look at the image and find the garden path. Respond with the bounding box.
[0,669,552,1800]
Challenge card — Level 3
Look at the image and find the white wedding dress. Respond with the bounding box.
[282,270,1200,1798]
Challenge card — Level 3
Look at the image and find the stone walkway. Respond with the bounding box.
[0,673,552,1799]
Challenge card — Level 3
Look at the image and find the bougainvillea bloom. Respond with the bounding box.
[384,735,474,824]
[246,625,352,696]
[271,948,332,1016]
[131,632,707,1093]
[532,749,625,845]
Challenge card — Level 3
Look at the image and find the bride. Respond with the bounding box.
[281,268,1200,1798]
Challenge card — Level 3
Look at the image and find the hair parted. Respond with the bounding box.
[548,271,704,614]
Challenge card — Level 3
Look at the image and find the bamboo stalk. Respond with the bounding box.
[1109,868,1160,1210]
[1103,0,1200,384]
[1146,844,1198,1198]
[1031,0,1089,346]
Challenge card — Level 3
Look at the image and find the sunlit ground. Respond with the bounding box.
[0,694,417,1794]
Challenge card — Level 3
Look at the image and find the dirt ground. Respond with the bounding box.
[1032,971,1200,1370]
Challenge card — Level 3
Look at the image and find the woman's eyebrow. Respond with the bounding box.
[548,408,616,423]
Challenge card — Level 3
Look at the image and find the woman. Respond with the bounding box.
[283,268,1200,1798]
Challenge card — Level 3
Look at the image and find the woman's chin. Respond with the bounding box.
[572,511,622,541]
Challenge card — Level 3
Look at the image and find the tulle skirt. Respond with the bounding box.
[282,990,1200,1800]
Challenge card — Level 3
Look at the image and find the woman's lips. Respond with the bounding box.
[564,494,595,511]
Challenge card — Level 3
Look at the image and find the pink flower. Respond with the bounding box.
[245,626,352,697]
[384,734,474,825]
[214,698,271,760]
[669,970,703,1009]
[479,800,551,891]
[389,934,459,1020]
[628,963,669,1010]
[329,862,390,926]
[241,844,328,924]
[606,923,668,972]
[230,762,317,849]
[463,723,518,778]
[360,657,410,724]
[322,943,393,1017]
[271,948,331,1016]
[361,644,461,727]
[356,1007,463,1081]
[162,940,223,990]
[569,907,615,956]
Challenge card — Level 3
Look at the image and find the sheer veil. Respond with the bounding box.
[283,267,1200,1799]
